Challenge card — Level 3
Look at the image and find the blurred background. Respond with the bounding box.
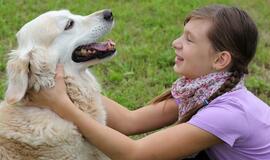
[0,0,269,109]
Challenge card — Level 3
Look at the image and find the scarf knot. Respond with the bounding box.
[171,72,244,121]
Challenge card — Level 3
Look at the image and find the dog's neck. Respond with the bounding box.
[64,68,105,123]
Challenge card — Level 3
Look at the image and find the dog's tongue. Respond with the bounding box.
[90,40,115,51]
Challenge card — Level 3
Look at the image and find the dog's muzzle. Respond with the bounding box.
[72,10,116,63]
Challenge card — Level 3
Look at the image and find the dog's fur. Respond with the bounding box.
[0,9,116,160]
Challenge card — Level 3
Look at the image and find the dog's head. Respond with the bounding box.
[5,9,116,105]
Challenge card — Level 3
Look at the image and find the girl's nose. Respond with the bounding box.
[172,37,182,49]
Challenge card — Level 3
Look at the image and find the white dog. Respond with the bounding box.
[0,9,116,160]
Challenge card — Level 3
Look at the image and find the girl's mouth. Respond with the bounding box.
[175,55,184,63]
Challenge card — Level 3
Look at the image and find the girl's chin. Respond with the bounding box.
[173,65,183,75]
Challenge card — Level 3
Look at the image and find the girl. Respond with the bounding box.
[29,4,270,160]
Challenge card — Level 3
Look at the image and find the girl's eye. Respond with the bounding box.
[185,35,192,42]
[64,19,74,30]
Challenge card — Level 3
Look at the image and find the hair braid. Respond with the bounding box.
[179,71,244,123]
[208,71,243,102]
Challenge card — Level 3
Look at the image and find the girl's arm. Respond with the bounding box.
[102,96,178,135]
[51,98,222,160]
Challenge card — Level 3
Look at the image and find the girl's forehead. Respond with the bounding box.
[184,19,212,38]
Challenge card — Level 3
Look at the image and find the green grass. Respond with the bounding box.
[0,0,269,109]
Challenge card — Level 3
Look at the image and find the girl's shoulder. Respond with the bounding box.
[188,87,270,147]
[188,87,270,155]
[194,87,270,136]
[210,87,269,110]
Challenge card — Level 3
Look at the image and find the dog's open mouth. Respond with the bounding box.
[72,40,116,63]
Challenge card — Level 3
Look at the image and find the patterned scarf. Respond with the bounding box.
[171,72,244,120]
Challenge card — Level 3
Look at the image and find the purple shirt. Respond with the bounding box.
[187,87,270,160]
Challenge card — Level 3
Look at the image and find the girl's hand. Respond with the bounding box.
[28,64,71,110]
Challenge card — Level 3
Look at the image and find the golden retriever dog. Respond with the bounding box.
[0,9,116,160]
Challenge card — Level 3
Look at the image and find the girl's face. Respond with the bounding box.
[172,19,218,79]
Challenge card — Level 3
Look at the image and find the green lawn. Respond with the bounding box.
[0,0,269,109]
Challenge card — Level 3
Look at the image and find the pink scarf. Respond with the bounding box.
[171,72,244,120]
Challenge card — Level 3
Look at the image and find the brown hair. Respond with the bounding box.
[151,4,258,123]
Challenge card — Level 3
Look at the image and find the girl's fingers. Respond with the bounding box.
[55,64,65,83]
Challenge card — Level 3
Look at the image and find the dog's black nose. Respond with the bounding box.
[103,10,113,22]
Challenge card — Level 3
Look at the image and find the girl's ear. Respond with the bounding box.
[212,51,232,71]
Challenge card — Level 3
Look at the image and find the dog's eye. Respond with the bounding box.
[64,19,74,30]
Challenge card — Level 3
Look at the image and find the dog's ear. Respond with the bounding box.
[5,49,31,105]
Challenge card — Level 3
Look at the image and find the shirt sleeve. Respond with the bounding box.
[187,97,249,147]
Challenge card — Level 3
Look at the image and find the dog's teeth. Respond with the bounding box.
[108,44,113,50]
[81,49,87,55]
[107,41,115,51]
[110,41,116,46]
[108,39,115,46]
